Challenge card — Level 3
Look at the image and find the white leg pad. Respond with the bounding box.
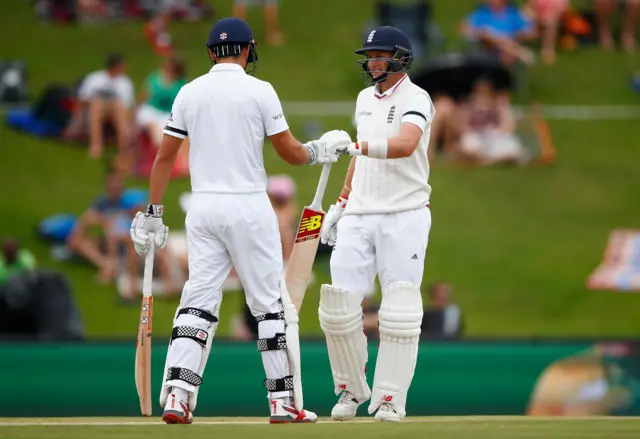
[368,282,423,418]
[318,284,371,403]
[159,305,219,412]
[280,278,303,411]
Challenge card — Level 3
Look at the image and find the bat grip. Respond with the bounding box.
[142,233,155,298]
[310,163,332,210]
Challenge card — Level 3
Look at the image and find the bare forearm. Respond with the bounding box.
[339,157,356,198]
[358,136,414,159]
[149,154,175,205]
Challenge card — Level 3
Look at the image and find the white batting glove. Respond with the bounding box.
[320,130,352,154]
[304,139,339,165]
[338,142,363,156]
[320,196,348,246]
[129,205,169,255]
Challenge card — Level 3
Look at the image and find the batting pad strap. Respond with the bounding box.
[254,311,285,323]
[166,367,203,387]
[264,375,294,392]
[257,333,287,352]
[171,326,209,347]
[177,307,218,323]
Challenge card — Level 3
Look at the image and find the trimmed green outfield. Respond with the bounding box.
[0,417,639,439]
[1,1,639,338]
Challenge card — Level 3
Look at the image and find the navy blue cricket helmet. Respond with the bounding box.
[206,17,258,73]
[355,26,413,85]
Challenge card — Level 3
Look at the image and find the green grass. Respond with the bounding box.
[1,417,639,439]
[1,1,640,338]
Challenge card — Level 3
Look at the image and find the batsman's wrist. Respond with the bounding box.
[146,203,164,218]
[303,143,317,164]
[337,195,348,209]
[349,142,363,156]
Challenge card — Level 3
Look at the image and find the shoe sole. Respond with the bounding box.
[269,416,316,424]
[162,410,192,424]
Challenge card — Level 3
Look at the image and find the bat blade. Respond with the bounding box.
[135,295,153,416]
[285,206,325,311]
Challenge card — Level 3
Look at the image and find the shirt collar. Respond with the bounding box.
[374,73,409,99]
[210,63,246,74]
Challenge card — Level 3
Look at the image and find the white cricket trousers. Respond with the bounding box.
[168,191,291,400]
[330,206,431,298]
[183,192,283,315]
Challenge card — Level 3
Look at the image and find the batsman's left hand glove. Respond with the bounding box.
[130,204,169,255]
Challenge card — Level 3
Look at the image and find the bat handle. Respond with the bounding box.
[310,163,332,210]
[142,233,155,298]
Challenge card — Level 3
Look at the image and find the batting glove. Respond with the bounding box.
[130,204,169,255]
[304,139,339,165]
[320,196,348,246]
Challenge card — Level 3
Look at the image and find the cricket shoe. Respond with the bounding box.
[331,390,364,421]
[374,403,402,422]
[269,398,317,424]
[162,393,193,424]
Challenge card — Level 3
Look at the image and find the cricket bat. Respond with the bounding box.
[135,233,155,417]
[286,164,332,311]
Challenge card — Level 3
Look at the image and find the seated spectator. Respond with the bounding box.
[429,93,461,161]
[0,238,36,285]
[233,0,284,46]
[460,0,537,67]
[267,175,298,264]
[136,55,189,174]
[595,0,639,52]
[66,167,132,284]
[67,166,175,301]
[0,238,84,340]
[457,78,528,165]
[421,282,463,339]
[64,54,134,160]
[524,0,569,64]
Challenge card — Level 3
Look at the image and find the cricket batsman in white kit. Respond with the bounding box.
[318,26,435,422]
[129,17,350,424]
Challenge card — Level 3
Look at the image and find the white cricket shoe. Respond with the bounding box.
[374,403,402,422]
[331,391,362,421]
[269,398,318,424]
[162,393,193,424]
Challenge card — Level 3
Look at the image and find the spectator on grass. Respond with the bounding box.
[523,0,570,64]
[136,55,190,174]
[233,0,284,46]
[66,167,132,284]
[595,0,639,52]
[459,0,537,67]
[456,78,528,165]
[421,282,463,339]
[66,54,134,160]
[66,166,176,301]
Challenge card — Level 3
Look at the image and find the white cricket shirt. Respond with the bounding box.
[346,74,435,215]
[164,63,289,194]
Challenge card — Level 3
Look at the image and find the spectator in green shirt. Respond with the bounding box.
[135,56,189,175]
[0,239,36,286]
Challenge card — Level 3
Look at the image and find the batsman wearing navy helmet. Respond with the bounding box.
[318,26,436,422]
[130,17,350,425]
